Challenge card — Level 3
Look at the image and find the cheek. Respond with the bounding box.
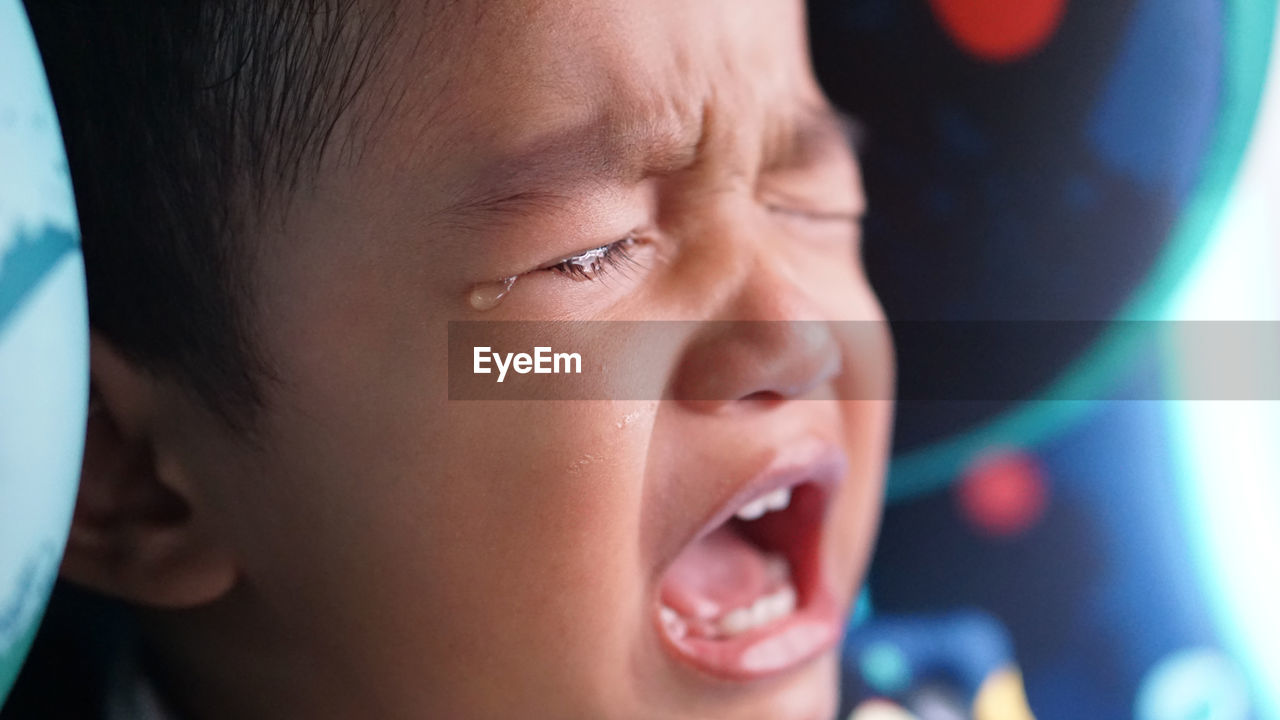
[828,398,893,593]
[239,383,659,706]
[807,244,874,316]
[241,229,674,706]
[826,298,895,595]
[415,403,652,695]
[432,400,647,590]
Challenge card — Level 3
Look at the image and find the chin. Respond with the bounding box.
[727,650,842,720]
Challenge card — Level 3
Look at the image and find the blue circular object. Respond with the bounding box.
[0,0,88,707]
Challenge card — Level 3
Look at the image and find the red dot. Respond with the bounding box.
[928,0,1068,62]
[956,449,1049,537]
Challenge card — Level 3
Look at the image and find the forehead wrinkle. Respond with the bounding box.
[436,100,704,225]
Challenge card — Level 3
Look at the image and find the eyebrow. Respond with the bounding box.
[436,102,861,225]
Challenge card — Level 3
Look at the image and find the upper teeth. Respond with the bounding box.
[735,487,792,521]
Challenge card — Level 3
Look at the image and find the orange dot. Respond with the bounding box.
[928,0,1068,62]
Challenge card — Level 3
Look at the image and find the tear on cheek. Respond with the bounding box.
[468,276,517,311]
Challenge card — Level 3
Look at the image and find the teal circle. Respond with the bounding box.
[887,0,1278,503]
[860,641,912,696]
[0,0,89,707]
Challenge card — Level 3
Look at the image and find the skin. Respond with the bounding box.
[68,1,894,718]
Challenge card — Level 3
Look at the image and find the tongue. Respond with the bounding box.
[660,524,774,621]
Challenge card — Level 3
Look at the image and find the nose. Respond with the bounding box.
[672,254,845,410]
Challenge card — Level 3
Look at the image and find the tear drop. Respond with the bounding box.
[468,276,517,311]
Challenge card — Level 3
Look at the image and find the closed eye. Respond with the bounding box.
[766,204,863,223]
[545,235,643,282]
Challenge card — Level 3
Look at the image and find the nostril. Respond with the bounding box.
[738,389,787,408]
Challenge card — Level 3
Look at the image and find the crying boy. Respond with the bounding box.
[26,1,893,717]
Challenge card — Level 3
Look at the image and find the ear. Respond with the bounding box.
[60,333,239,608]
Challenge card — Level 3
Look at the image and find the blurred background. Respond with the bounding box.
[809,0,1280,718]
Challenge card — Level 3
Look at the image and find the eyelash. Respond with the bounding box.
[547,235,642,282]
[544,205,859,284]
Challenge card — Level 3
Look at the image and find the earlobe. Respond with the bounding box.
[60,334,239,608]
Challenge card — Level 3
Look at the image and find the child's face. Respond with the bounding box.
[161,1,892,717]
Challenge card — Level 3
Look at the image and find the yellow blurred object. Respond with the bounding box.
[973,666,1036,720]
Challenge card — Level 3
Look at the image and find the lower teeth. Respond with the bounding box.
[661,582,798,640]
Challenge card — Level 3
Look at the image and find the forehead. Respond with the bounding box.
[358,0,821,199]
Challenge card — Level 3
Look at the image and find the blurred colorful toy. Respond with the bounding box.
[842,610,1035,720]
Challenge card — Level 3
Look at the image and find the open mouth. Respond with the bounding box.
[654,452,847,680]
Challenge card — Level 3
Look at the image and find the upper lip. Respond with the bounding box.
[653,439,849,579]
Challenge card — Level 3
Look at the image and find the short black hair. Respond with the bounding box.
[24,0,397,430]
